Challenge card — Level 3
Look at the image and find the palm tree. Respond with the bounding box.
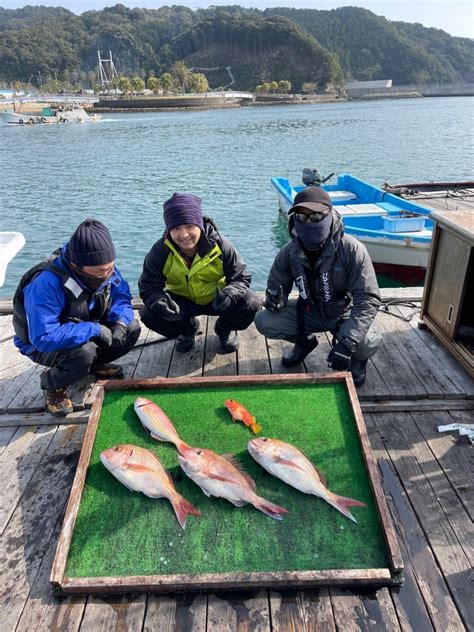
[171,61,192,95]
[131,76,145,94]
[159,73,173,94]
[191,73,209,94]
[118,76,132,97]
[147,76,160,95]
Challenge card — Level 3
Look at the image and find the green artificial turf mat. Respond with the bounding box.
[65,383,390,578]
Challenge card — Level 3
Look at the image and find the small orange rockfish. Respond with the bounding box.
[178,447,288,520]
[225,399,261,434]
[134,397,190,455]
[248,438,367,523]
[100,444,201,529]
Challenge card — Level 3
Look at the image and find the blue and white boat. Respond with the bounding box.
[272,170,434,285]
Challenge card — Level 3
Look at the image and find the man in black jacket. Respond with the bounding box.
[139,192,260,353]
[255,187,381,386]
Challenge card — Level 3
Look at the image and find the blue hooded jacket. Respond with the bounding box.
[14,245,134,357]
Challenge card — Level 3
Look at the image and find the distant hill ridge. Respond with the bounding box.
[0,4,472,90]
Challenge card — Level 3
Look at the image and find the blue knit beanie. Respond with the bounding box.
[163,193,204,231]
[69,219,116,266]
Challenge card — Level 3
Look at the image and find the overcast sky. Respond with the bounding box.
[1,1,473,39]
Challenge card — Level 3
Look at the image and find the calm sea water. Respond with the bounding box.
[1,96,473,297]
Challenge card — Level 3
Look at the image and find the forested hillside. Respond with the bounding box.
[0,4,472,90]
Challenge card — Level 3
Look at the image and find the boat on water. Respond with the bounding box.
[0,102,100,125]
[383,180,474,198]
[271,169,435,285]
[0,232,25,286]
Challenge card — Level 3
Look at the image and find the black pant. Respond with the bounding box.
[32,320,141,390]
[140,290,260,338]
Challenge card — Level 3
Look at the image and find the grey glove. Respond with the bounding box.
[212,289,233,314]
[327,340,353,371]
[264,285,285,312]
[150,292,181,321]
[91,324,113,349]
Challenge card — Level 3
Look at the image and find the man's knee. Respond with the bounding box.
[254,309,274,336]
[354,332,382,360]
[70,342,98,367]
[126,319,141,346]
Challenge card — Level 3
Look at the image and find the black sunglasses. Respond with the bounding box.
[293,210,327,223]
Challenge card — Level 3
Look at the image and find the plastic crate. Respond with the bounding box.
[382,215,426,233]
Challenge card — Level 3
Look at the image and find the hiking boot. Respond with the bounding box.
[91,363,124,379]
[350,358,368,387]
[44,388,74,417]
[175,318,200,353]
[282,335,318,367]
[214,319,239,353]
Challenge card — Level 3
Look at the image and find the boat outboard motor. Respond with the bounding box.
[302,168,323,186]
[302,167,335,187]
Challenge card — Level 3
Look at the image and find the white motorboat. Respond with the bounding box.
[0,232,25,287]
[0,102,100,125]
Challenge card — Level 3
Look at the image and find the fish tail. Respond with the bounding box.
[175,439,192,456]
[253,495,289,520]
[251,422,262,434]
[326,492,367,523]
[170,494,201,529]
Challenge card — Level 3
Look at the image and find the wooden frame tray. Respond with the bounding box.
[50,373,403,594]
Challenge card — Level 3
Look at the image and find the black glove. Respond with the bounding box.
[327,340,353,371]
[91,324,113,349]
[264,285,285,312]
[111,322,127,348]
[150,292,181,321]
[212,289,233,314]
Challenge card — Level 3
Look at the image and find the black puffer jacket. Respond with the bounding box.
[139,216,251,308]
[267,212,381,349]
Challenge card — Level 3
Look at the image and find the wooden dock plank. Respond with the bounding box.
[79,595,147,631]
[369,314,428,400]
[203,315,239,377]
[371,411,474,629]
[0,424,84,631]
[206,590,270,631]
[411,411,474,521]
[143,593,207,631]
[0,425,18,454]
[0,424,56,536]
[167,317,208,379]
[366,413,463,631]
[269,588,336,631]
[395,305,474,397]
[375,310,462,399]
[329,587,401,631]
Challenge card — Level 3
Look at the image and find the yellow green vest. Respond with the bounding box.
[163,239,226,304]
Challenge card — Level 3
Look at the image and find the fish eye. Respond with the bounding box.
[113,447,119,451]
[196,450,202,456]
[263,438,268,442]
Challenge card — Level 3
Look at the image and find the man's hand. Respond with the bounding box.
[111,322,127,348]
[91,324,113,349]
[327,340,353,371]
[212,289,233,314]
[264,285,285,312]
[150,293,181,321]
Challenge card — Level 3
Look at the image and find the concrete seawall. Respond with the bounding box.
[346,82,474,99]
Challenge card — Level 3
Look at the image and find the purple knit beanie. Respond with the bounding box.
[163,193,204,231]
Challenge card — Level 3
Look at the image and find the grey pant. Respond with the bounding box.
[254,299,381,361]
[31,320,141,390]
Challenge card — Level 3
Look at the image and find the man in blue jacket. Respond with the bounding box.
[13,219,140,417]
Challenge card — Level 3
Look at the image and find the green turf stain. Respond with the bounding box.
[65,383,390,578]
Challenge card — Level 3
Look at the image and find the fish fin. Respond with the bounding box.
[326,493,367,523]
[221,454,257,491]
[314,466,327,487]
[125,462,155,474]
[272,456,307,472]
[250,422,262,434]
[253,496,289,520]
[150,432,166,442]
[228,499,247,507]
[170,494,201,529]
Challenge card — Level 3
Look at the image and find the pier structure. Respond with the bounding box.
[0,193,473,630]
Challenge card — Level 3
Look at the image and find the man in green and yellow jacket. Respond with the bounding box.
[139,192,260,353]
